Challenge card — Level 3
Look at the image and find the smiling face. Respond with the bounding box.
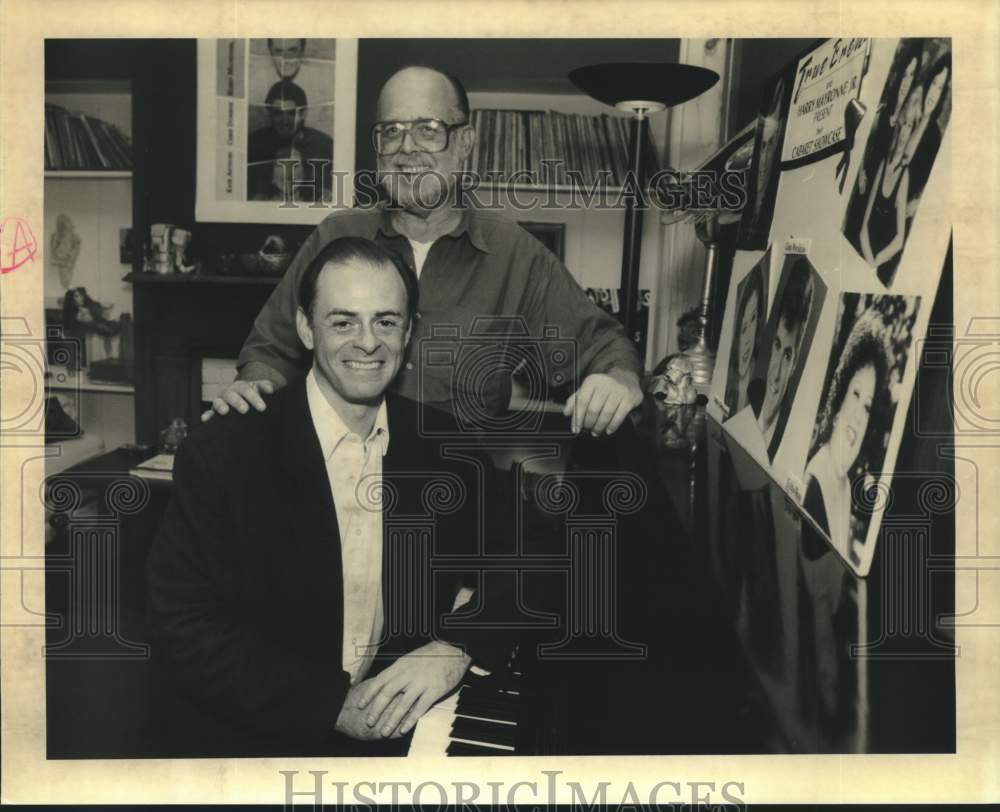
[375,67,472,214]
[296,258,411,410]
[269,39,305,80]
[895,56,919,117]
[737,287,761,379]
[759,317,799,431]
[829,363,876,477]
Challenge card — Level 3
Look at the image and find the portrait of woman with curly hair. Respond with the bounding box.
[803,293,921,560]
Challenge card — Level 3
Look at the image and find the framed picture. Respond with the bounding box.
[195,38,357,224]
[518,221,566,262]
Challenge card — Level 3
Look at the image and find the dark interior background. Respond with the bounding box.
[44,38,803,269]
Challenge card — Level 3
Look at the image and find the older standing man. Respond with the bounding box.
[209,65,644,435]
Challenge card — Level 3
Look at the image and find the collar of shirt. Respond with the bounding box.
[373,206,491,255]
[305,369,390,460]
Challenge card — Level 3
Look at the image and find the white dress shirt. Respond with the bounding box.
[407,237,434,278]
[305,370,389,684]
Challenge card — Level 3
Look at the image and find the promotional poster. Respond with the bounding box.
[195,37,356,223]
[710,37,954,577]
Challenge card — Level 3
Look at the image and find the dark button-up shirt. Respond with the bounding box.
[238,206,641,414]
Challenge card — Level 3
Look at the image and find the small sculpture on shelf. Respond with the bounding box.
[50,214,81,289]
[240,234,293,276]
[171,228,198,274]
[159,417,189,454]
[61,287,121,371]
[648,353,698,405]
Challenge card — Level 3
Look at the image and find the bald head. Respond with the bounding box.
[376,66,469,125]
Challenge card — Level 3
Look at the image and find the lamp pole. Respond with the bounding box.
[617,101,664,348]
[684,215,720,388]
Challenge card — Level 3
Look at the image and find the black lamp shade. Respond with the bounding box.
[568,62,719,109]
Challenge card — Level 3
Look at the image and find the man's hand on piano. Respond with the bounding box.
[357,641,473,738]
[334,682,406,741]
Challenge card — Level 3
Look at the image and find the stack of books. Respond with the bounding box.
[44,104,133,171]
[129,452,174,482]
[464,109,658,189]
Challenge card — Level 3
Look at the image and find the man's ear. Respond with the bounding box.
[295,307,315,351]
[458,125,476,161]
[403,317,413,350]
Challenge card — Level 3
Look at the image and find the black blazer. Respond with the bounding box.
[146,379,494,757]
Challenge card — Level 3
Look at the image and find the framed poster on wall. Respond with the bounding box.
[195,38,357,224]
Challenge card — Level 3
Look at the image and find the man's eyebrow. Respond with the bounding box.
[321,308,405,319]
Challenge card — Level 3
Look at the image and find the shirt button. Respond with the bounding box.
[406,362,414,370]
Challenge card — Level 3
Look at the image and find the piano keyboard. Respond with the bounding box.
[407,667,525,756]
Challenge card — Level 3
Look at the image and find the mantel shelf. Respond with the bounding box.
[124,272,282,286]
[45,170,133,179]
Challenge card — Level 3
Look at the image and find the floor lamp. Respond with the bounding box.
[568,62,719,347]
[656,122,756,389]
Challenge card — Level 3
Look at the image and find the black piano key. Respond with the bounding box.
[446,740,514,756]
[450,717,519,749]
[459,685,520,704]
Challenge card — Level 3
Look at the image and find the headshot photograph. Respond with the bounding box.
[801,292,922,564]
[246,38,337,203]
[737,66,794,250]
[723,248,770,419]
[748,254,826,461]
[841,38,952,287]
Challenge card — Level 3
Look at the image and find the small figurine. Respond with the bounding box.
[171,228,197,274]
[648,353,698,406]
[60,287,120,371]
[50,214,82,289]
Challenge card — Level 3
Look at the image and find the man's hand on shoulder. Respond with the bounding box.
[563,367,643,435]
[200,380,275,422]
[355,641,472,738]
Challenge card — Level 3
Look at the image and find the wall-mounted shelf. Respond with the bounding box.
[45,170,132,179]
[124,272,282,286]
[47,365,135,395]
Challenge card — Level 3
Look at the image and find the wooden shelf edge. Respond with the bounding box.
[124,272,282,286]
[45,170,133,179]
[47,365,135,395]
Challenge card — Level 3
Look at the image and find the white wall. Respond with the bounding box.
[43,177,132,315]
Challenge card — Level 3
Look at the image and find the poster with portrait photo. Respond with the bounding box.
[246,39,336,204]
[841,38,952,287]
[745,253,826,462]
[195,38,357,224]
[800,292,921,572]
[722,247,771,419]
[736,64,796,250]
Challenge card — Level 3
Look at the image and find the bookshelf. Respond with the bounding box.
[463,90,668,358]
[44,77,136,450]
[45,79,133,173]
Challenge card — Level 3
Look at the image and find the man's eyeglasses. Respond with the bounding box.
[371,118,468,156]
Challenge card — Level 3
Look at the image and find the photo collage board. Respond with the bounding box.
[710,37,954,576]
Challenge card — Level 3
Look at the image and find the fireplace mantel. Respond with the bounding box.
[127,272,283,443]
